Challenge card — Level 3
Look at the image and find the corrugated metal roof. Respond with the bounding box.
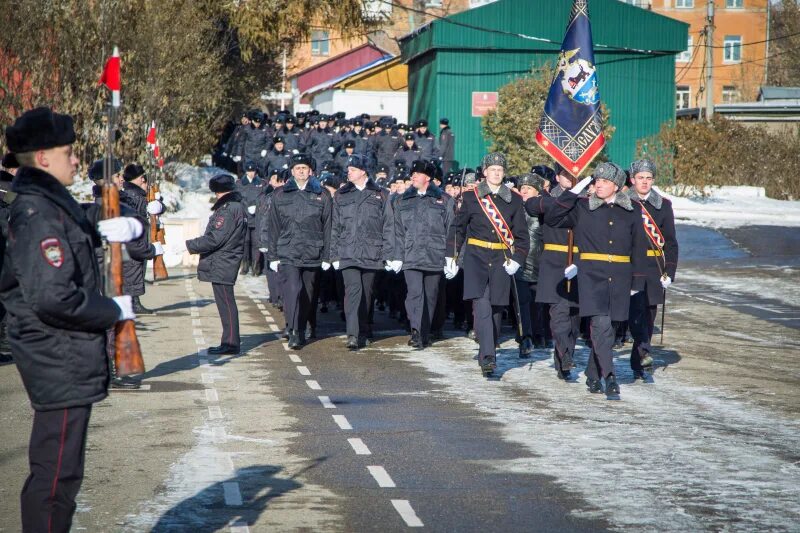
[302,56,397,97]
[758,86,800,101]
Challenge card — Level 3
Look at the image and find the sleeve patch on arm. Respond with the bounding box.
[40,238,64,268]
[213,216,225,229]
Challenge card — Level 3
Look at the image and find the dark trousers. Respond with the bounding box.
[629,291,658,370]
[473,284,503,360]
[282,265,319,332]
[342,267,377,338]
[403,270,441,338]
[515,279,535,339]
[242,227,262,272]
[212,283,240,348]
[585,314,615,380]
[431,275,447,333]
[535,302,551,341]
[550,299,580,372]
[21,405,92,533]
[266,270,282,304]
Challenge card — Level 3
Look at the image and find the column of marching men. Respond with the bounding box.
[0,106,678,531]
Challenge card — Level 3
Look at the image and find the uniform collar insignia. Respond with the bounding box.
[477,180,512,203]
[211,191,242,211]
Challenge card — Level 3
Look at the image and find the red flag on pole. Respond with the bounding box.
[146,121,157,147]
[99,47,121,107]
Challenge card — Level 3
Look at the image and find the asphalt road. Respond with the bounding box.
[0,224,798,532]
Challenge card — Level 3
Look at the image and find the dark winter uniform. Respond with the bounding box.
[545,184,650,388]
[120,182,157,297]
[626,187,678,372]
[515,190,545,350]
[256,186,283,306]
[277,126,305,155]
[393,184,455,342]
[414,131,439,160]
[225,123,248,163]
[452,180,529,367]
[266,178,332,345]
[266,147,291,176]
[307,127,339,171]
[186,190,247,350]
[242,125,270,174]
[438,125,455,174]
[373,129,402,169]
[393,144,422,169]
[525,186,582,375]
[236,175,268,274]
[331,179,395,342]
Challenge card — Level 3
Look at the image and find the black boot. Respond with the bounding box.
[586,377,602,394]
[605,375,620,397]
[111,375,141,389]
[132,296,154,315]
[479,354,496,376]
[556,368,572,381]
[208,344,239,355]
[282,327,290,340]
[519,337,534,358]
[346,335,359,351]
[305,324,316,339]
[240,262,250,275]
[408,329,422,349]
[288,330,301,349]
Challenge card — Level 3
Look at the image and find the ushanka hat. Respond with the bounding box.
[592,162,627,189]
[410,159,436,178]
[6,107,76,153]
[629,158,657,178]
[209,174,236,193]
[481,152,507,171]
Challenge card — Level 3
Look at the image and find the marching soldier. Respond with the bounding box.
[186,174,247,355]
[266,154,332,349]
[241,110,270,175]
[237,162,268,276]
[373,117,402,170]
[626,158,678,379]
[330,154,395,350]
[451,153,529,376]
[1,107,143,531]
[545,162,649,397]
[438,118,455,174]
[393,133,421,169]
[223,112,249,172]
[393,160,455,349]
[257,168,287,309]
[266,135,291,176]
[413,119,439,160]
[307,115,339,172]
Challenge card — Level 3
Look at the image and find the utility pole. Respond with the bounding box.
[281,47,287,112]
[705,0,715,120]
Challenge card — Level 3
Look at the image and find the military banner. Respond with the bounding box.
[535,0,605,177]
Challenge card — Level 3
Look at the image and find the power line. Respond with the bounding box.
[700,29,800,49]
[675,30,705,84]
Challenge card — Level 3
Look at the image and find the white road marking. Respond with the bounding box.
[193,329,203,337]
[347,438,371,455]
[191,310,200,317]
[264,315,275,323]
[746,304,785,314]
[296,366,311,376]
[208,406,223,419]
[282,342,290,351]
[222,482,243,506]
[256,303,265,311]
[391,500,424,527]
[306,380,321,390]
[229,521,250,533]
[269,324,280,332]
[194,337,206,345]
[201,373,214,384]
[205,389,219,403]
[367,466,396,488]
[318,396,336,409]
[332,415,352,430]
[192,319,202,327]
[212,427,227,441]
[289,354,302,363]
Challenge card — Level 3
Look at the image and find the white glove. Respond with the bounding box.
[385,261,394,272]
[570,176,593,194]
[504,259,521,276]
[269,260,280,272]
[261,149,267,157]
[386,260,402,273]
[444,257,459,279]
[155,193,163,201]
[327,146,335,153]
[152,242,164,256]
[98,217,143,243]
[146,200,164,215]
[661,275,672,289]
[333,261,340,270]
[564,263,578,280]
[233,155,242,162]
[292,149,299,155]
[247,205,256,215]
[321,261,331,271]
[222,152,228,157]
[113,295,136,321]
[630,290,640,296]
[259,247,268,253]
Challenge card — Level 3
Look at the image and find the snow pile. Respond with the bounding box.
[659,186,800,228]
[67,175,95,203]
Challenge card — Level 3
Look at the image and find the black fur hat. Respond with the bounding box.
[1,152,19,169]
[290,153,314,169]
[6,107,76,153]
[123,163,146,182]
[410,159,436,178]
[209,174,236,193]
[88,158,123,182]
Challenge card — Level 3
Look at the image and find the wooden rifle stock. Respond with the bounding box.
[103,183,145,376]
[565,174,577,293]
[147,182,169,280]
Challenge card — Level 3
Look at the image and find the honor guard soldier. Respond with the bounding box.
[120,164,165,314]
[451,153,529,376]
[1,107,143,532]
[392,159,455,349]
[266,153,332,349]
[626,158,678,379]
[186,174,247,355]
[545,162,649,397]
[524,164,583,379]
[330,154,395,350]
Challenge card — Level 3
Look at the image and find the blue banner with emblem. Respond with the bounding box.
[536,0,605,178]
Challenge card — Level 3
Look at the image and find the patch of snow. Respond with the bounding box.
[680,267,800,307]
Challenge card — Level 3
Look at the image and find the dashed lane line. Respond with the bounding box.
[391,500,424,528]
[229,521,250,533]
[332,415,352,430]
[306,380,321,390]
[297,366,311,376]
[289,354,302,363]
[205,389,219,403]
[208,406,223,419]
[318,396,336,409]
[367,466,396,488]
[347,438,371,455]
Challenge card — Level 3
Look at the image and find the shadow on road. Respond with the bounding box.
[150,464,304,532]
[152,299,215,313]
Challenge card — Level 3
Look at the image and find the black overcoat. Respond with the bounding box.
[186,191,247,285]
[331,180,394,270]
[393,185,454,272]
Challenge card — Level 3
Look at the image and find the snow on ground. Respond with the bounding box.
[662,186,800,229]
[680,266,800,307]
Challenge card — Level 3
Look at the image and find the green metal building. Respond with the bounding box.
[399,0,688,169]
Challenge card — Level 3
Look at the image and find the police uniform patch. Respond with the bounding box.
[214,216,225,229]
[40,238,64,268]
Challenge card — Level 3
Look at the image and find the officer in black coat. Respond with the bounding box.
[372,118,402,170]
[237,162,268,275]
[224,113,249,171]
[240,110,270,175]
[119,164,165,313]
[451,153,529,375]
[626,158,679,378]
[307,115,339,172]
[330,154,395,349]
[275,115,305,155]
[392,160,455,348]
[266,136,291,176]
[545,162,650,397]
[186,175,247,355]
[266,154,332,349]
[256,169,285,308]
[393,133,422,169]
[0,154,17,364]
[1,107,143,532]
[413,119,439,160]
[524,164,584,379]
[438,118,455,174]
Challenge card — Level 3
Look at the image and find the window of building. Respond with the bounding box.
[723,35,742,63]
[425,0,443,6]
[726,0,743,8]
[618,0,650,7]
[311,30,329,56]
[675,0,694,7]
[676,85,691,109]
[722,85,740,103]
[677,36,693,63]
